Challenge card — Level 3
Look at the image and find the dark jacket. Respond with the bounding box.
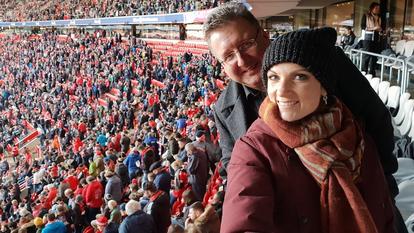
[186,149,209,201]
[332,48,397,196]
[222,119,395,233]
[105,175,123,203]
[72,203,84,227]
[213,49,398,196]
[213,80,263,174]
[115,162,129,188]
[118,210,154,233]
[144,191,171,233]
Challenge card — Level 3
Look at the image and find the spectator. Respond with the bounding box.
[82,176,104,223]
[104,170,123,203]
[185,143,208,201]
[94,215,108,233]
[123,147,141,181]
[221,27,395,233]
[119,200,154,233]
[184,202,220,233]
[204,3,403,230]
[149,161,171,194]
[42,213,66,233]
[143,182,170,233]
[340,26,356,49]
[71,195,85,233]
[361,2,382,76]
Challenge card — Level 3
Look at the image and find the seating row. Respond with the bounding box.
[364,74,413,138]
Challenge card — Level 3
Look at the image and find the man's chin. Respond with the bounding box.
[243,81,264,91]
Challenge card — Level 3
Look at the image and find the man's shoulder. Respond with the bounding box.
[215,81,244,111]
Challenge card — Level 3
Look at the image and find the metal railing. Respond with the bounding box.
[346,49,411,94]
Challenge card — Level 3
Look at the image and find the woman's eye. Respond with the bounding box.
[268,75,279,81]
[294,75,308,81]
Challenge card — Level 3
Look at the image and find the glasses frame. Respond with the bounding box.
[220,28,260,65]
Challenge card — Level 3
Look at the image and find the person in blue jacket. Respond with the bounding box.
[42,213,66,233]
[123,147,141,181]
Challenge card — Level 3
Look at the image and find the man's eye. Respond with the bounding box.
[239,42,251,51]
[223,53,235,63]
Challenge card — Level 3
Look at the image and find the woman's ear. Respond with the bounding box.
[321,87,327,96]
[262,28,270,40]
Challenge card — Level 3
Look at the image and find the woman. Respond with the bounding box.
[221,27,395,233]
[361,2,382,76]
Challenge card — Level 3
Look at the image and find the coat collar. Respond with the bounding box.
[219,80,242,111]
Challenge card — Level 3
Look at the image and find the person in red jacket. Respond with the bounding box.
[82,176,104,223]
[45,184,58,209]
[72,137,84,154]
[78,120,88,140]
[63,170,79,192]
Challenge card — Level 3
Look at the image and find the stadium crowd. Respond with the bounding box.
[0,0,227,22]
[0,30,224,233]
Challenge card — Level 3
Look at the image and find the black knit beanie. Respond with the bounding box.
[262,27,337,94]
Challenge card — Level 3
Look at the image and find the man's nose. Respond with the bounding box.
[235,51,249,67]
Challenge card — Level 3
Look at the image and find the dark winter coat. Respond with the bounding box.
[144,191,171,233]
[119,210,154,233]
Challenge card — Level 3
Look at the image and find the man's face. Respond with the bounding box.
[188,208,200,221]
[208,18,270,91]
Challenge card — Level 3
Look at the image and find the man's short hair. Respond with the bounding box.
[203,2,260,41]
[47,213,56,222]
[143,182,157,192]
[189,201,204,212]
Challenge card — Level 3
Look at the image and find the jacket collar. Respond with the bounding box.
[219,81,244,111]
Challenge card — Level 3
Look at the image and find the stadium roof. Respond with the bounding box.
[249,0,346,18]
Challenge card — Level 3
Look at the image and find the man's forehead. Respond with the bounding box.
[208,20,256,53]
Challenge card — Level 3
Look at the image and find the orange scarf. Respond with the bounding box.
[259,96,378,233]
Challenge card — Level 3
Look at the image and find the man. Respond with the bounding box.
[143,182,171,233]
[203,2,269,176]
[204,1,396,187]
[104,170,123,203]
[204,2,404,232]
[82,176,104,223]
[192,129,221,173]
[123,146,141,181]
[184,201,220,233]
[185,143,209,201]
[42,213,67,233]
[149,161,171,194]
[119,200,154,233]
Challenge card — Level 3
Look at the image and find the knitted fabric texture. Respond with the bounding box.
[261,27,337,94]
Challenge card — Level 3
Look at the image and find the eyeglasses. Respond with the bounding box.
[220,28,260,65]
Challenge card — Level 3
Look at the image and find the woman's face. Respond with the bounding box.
[267,63,326,122]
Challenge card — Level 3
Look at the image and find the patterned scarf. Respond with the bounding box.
[259,96,378,233]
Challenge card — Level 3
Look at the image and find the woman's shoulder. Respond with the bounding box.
[231,118,288,166]
[243,118,278,142]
